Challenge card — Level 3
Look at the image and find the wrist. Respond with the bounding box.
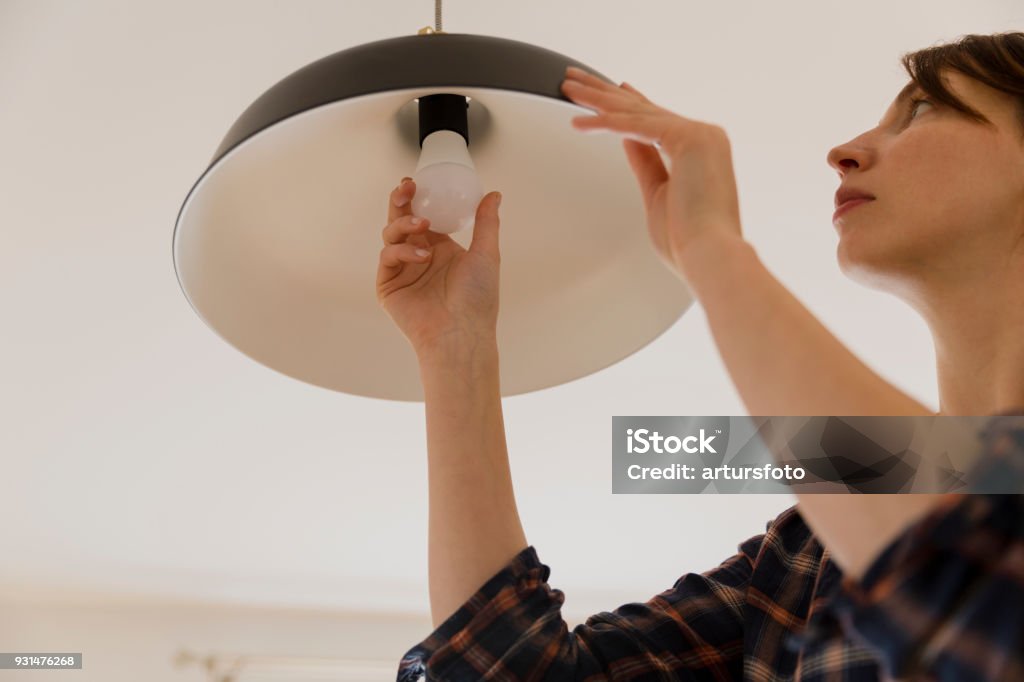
[415,330,499,366]
[672,231,754,294]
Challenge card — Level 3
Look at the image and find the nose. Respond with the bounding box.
[826,138,868,177]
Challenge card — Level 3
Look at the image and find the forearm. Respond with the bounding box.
[675,233,939,580]
[416,336,528,629]
[676,233,935,418]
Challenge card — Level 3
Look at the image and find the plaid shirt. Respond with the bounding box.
[397,417,1024,681]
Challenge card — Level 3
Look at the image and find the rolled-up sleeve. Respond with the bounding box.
[396,530,766,681]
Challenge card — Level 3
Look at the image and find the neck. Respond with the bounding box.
[912,260,1024,415]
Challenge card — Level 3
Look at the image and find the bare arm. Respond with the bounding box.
[555,67,983,632]
[677,232,943,580]
[416,335,528,628]
[677,232,935,418]
[375,178,526,629]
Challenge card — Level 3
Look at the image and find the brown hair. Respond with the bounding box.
[900,31,1024,130]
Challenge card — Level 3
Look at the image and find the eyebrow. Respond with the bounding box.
[895,80,923,105]
[878,81,923,126]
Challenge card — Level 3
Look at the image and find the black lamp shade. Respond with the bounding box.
[173,33,694,401]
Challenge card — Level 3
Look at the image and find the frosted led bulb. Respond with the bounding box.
[410,129,483,234]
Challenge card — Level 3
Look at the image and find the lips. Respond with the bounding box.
[832,187,875,224]
[833,197,872,222]
[834,187,875,210]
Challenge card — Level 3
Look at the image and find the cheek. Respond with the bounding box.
[880,135,999,244]
[887,134,1004,231]
[837,134,1012,281]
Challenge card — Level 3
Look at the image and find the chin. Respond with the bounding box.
[836,235,904,293]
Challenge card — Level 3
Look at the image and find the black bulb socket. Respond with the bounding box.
[417,94,470,148]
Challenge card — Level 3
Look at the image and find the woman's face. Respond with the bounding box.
[826,69,1024,297]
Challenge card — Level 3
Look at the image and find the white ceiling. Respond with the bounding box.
[2,0,1021,620]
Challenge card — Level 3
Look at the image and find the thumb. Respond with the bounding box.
[469,191,502,262]
[622,138,668,209]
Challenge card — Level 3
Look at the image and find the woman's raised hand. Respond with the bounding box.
[376,177,504,354]
[560,66,744,273]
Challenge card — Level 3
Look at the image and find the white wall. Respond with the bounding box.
[2,595,431,682]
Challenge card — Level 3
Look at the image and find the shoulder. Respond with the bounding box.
[746,503,826,568]
[738,503,836,609]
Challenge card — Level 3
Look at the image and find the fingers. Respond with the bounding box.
[383,214,431,246]
[622,138,668,207]
[563,68,672,146]
[564,74,723,158]
[563,66,652,108]
[571,110,666,147]
[376,242,431,287]
[387,177,416,225]
[619,81,652,104]
[378,178,433,290]
[380,242,431,268]
[564,65,621,94]
[468,191,502,263]
[561,78,637,113]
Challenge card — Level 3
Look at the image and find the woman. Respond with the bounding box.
[379,32,1024,681]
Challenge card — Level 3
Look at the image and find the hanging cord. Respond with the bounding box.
[418,0,446,34]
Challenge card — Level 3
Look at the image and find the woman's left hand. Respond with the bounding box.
[560,65,745,274]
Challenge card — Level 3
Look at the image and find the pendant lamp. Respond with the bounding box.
[172,3,695,401]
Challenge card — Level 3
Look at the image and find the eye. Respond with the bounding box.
[908,97,933,120]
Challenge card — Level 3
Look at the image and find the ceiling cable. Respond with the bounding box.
[419,0,445,35]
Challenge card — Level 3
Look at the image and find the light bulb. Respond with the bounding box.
[410,129,483,234]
